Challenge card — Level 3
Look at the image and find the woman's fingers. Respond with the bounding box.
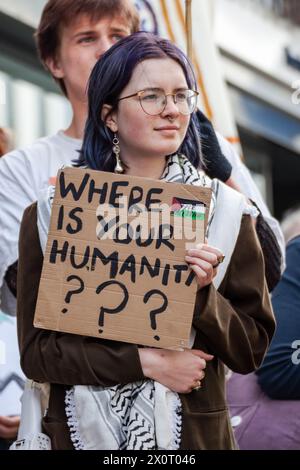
[185,255,216,272]
[186,249,218,266]
[191,350,214,361]
[139,348,213,394]
[190,243,224,259]
[189,263,216,289]
[190,264,208,280]
[185,256,217,281]
[190,369,207,392]
[186,244,225,272]
[197,243,223,257]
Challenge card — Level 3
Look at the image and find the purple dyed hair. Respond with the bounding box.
[78,31,203,171]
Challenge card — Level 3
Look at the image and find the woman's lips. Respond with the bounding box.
[154,126,180,136]
[154,126,180,131]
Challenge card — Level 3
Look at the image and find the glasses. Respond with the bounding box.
[118,88,199,116]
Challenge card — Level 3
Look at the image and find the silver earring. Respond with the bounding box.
[112,133,124,174]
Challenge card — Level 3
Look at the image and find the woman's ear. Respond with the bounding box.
[101,105,118,133]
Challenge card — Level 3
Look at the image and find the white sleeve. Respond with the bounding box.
[216,132,286,269]
[0,150,38,295]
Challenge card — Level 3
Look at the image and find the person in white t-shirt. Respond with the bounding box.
[0,0,139,316]
[0,0,284,319]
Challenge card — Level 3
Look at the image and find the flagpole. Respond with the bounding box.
[185,0,193,61]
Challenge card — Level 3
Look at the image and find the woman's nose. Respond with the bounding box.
[160,94,180,117]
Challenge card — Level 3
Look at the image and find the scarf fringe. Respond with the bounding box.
[168,392,182,450]
[65,388,85,450]
[65,383,182,450]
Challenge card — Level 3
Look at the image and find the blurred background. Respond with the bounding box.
[0,0,299,219]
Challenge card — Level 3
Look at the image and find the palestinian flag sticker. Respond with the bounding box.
[171,197,206,220]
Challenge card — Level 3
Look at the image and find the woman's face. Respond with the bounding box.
[105,58,191,164]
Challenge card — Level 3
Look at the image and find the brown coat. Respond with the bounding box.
[17,203,275,450]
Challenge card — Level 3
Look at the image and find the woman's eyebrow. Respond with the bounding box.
[141,87,163,92]
[141,87,189,92]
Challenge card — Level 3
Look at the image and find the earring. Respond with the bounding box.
[112,134,124,174]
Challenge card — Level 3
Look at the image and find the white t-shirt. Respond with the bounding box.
[0,131,81,314]
[0,130,284,315]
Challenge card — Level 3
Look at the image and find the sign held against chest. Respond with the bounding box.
[34,167,212,349]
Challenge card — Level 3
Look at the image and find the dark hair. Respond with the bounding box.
[78,32,203,171]
[35,0,140,96]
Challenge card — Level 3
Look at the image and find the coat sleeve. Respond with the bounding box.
[192,215,276,374]
[17,203,145,387]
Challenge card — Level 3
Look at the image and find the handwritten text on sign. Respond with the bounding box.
[34,168,212,349]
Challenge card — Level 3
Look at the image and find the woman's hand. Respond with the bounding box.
[0,415,20,440]
[185,243,224,290]
[139,348,214,394]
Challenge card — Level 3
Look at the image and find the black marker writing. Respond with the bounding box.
[96,280,129,333]
[143,289,168,341]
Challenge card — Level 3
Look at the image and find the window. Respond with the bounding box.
[0,72,71,148]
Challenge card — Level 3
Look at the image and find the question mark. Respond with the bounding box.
[61,275,85,314]
[143,289,168,341]
[96,280,129,333]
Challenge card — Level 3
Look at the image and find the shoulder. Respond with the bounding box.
[19,203,41,259]
[0,133,79,170]
[283,236,300,277]
[22,201,38,225]
[283,235,300,279]
[0,134,61,169]
[287,235,300,251]
[212,178,248,212]
[19,202,40,261]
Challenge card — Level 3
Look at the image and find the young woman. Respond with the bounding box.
[17,32,275,450]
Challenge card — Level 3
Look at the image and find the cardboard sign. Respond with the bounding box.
[34,167,212,350]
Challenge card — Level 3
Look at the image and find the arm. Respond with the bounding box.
[192,215,276,374]
[0,416,19,440]
[256,237,300,399]
[139,348,213,394]
[0,150,40,316]
[0,151,36,290]
[195,109,232,182]
[18,203,145,387]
